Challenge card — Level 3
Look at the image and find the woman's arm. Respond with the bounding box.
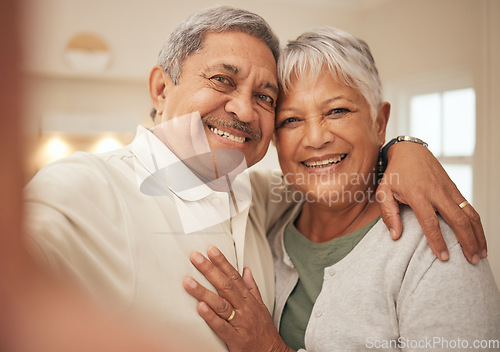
[184,246,295,352]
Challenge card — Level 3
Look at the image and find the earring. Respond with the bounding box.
[377,146,385,179]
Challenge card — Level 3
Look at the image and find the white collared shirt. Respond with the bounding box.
[25,126,286,351]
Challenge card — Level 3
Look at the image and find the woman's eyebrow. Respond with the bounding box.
[276,106,298,114]
[323,96,355,105]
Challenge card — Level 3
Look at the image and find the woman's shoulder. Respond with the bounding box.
[346,206,460,277]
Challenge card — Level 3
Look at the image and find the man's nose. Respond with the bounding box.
[224,91,258,123]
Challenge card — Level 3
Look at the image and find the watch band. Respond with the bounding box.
[381,135,428,167]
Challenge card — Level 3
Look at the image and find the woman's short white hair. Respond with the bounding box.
[278,27,383,119]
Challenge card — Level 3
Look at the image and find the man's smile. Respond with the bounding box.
[208,125,247,143]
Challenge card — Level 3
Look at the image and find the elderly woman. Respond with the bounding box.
[184,27,500,351]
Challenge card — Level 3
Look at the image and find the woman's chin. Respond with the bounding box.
[297,183,377,209]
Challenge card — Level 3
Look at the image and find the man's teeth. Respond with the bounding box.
[209,126,246,143]
[303,155,346,168]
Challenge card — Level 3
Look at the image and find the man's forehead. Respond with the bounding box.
[181,30,278,83]
[200,31,276,62]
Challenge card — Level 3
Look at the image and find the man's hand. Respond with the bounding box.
[377,142,486,264]
[184,246,294,352]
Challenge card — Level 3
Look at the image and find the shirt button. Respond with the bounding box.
[315,311,322,318]
[328,268,335,276]
[211,197,222,206]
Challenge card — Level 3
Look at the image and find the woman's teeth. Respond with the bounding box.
[209,126,246,143]
[303,154,347,168]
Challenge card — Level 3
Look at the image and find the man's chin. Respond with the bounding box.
[211,148,248,176]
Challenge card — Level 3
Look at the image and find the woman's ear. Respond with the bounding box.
[148,65,169,118]
[375,102,391,145]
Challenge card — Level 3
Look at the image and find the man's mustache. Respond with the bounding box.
[202,115,262,141]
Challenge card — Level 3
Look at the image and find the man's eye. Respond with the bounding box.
[211,76,232,85]
[257,94,274,105]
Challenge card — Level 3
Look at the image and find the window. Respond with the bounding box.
[408,88,476,203]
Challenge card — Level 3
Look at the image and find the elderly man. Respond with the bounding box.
[24,6,485,352]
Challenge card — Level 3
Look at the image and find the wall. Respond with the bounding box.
[480,0,500,287]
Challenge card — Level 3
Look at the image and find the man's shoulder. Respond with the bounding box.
[28,152,103,187]
[25,149,135,201]
[248,169,297,231]
[249,168,282,187]
[24,149,137,245]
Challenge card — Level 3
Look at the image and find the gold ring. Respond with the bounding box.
[227,310,235,322]
[459,201,470,209]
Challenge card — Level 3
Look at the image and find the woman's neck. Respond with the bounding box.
[295,196,380,243]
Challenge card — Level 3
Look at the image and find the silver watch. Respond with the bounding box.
[395,135,428,147]
[381,135,429,167]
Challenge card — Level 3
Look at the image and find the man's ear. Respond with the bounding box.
[149,65,170,118]
[375,102,391,145]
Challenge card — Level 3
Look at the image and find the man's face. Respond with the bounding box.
[152,31,278,168]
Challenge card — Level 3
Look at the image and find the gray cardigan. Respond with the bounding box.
[269,205,500,351]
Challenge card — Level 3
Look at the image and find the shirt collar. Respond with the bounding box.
[129,126,214,201]
[128,126,251,206]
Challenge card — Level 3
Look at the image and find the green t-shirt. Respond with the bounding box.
[279,211,380,351]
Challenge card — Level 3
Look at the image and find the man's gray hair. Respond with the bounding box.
[158,6,280,84]
[278,27,383,119]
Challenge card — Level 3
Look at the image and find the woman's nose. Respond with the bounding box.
[303,117,335,149]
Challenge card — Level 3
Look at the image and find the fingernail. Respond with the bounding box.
[440,251,449,261]
[199,302,209,313]
[186,277,197,289]
[208,246,220,256]
[472,254,480,265]
[390,228,397,240]
[481,249,488,258]
[191,252,204,264]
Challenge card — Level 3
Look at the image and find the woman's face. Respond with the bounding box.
[275,68,390,208]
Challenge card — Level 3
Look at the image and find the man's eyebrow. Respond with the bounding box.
[208,63,277,95]
[205,63,239,75]
[263,82,279,96]
[224,63,238,74]
[210,63,238,75]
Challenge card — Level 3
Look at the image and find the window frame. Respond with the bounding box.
[386,69,476,202]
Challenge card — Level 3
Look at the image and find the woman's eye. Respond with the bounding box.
[277,117,299,128]
[327,108,350,117]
